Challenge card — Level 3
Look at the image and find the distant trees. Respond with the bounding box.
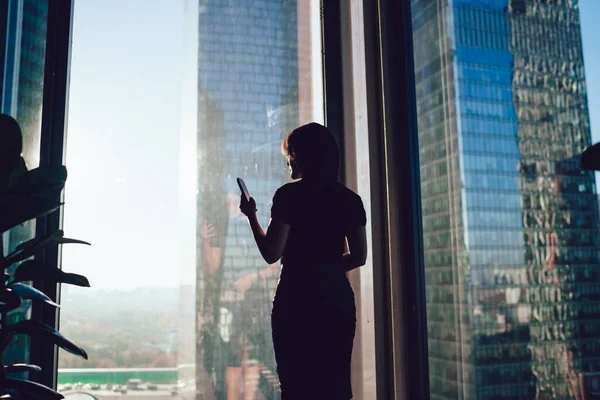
[96,359,118,368]
[57,297,178,369]
[59,348,178,369]
[151,353,173,368]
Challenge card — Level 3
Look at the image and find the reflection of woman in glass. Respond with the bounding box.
[198,93,268,400]
[198,187,227,400]
[202,190,266,400]
[239,123,368,399]
[219,190,262,400]
[197,92,231,399]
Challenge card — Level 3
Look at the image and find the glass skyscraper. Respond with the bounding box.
[193,1,320,398]
[412,0,600,398]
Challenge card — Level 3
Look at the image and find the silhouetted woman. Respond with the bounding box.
[239,122,367,399]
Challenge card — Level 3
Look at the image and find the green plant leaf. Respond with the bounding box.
[0,165,67,234]
[7,284,59,308]
[0,198,62,235]
[0,165,67,196]
[4,364,42,374]
[0,320,87,360]
[11,261,90,287]
[0,289,21,313]
[57,272,90,287]
[5,231,90,267]
[1,378,63,400]
[11,230,64,256]
[4,230,61,267]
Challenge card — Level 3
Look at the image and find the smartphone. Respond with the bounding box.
[237,177,251,202]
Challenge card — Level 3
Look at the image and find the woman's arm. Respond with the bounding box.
[342,225,367,272]
[247,213,290,264]
[200,221,222,276]
[203,241,222,277]
[241,195,290,264]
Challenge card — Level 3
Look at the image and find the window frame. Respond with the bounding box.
[358,0,430,398]
[28,0,74,390]
[28,0,432,397]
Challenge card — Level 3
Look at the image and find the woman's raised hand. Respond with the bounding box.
[200,221,215,242]
[239,194,257,217]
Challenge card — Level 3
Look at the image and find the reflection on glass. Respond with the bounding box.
[59,0,323,399]
[413,0,600,398]
[0,0,48,369]
[192,1,323,398]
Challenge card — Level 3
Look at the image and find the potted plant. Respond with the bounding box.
[0,114,90,399]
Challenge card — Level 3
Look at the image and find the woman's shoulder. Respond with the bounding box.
[336,184,367,224]
[276,181,301,196]
[272,182,302,205]
[276,180,362,202]
[334,182,363,201]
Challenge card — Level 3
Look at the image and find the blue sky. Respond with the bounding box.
[580,0,600,162]
[61,1,600,290]
[62,0,185,290]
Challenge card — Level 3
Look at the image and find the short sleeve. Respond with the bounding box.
[350,195,367,226]
[271,186,294,224]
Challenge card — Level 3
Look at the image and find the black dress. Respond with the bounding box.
[270,179,367,400]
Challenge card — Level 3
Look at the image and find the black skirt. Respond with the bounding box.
[271,266,356,400]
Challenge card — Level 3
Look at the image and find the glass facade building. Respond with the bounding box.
[193,1,321,398]
[412,0,600,398]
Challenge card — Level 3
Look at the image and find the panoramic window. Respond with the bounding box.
[59,0,326,399]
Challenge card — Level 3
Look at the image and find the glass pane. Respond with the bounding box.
[58,0,188,395]
[59,1,323,399]
[412,0,600,398]
[0,0,48,370]
[190,0,324,398]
